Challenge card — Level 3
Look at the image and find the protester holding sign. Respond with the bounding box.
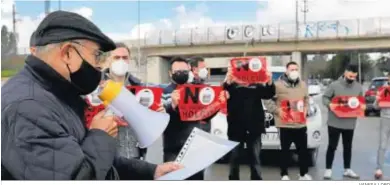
[162,57,226,180]
[223,58,275,180]
[373,72,390,179]
[1,11,180,180]
[322,64,363,180]
[263,61,311,180]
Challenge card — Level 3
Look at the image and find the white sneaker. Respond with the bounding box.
[323,169,332,180]
[343,169,360,179]
[374,169,383,180]
[281,175,290,180]
[299,174,312,180]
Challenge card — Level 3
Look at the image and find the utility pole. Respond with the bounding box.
[58,0,61,10]
[358,52,362,84]
[12,4,16,33]
[295,0,299,39]
[45,0,51,15]
[301,0,309,25]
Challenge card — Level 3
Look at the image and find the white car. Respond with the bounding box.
[308,79,322,96]
[210,67,323,166]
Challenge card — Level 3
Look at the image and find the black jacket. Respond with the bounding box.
[223,82,275,142]
[162,83,217,156]
[1,55,156,180]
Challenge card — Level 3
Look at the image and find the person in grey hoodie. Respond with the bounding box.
[374,72,390,179]
[322,64,364,180]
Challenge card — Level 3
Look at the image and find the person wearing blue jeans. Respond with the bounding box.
[374,73,390,180]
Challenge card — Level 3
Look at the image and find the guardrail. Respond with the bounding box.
[141,17,390,46]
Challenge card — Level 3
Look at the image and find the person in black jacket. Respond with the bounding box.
[162,57,226,180]
[1,10,181,180]
[223,62,275,180]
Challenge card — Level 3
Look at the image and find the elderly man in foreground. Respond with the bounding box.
[1,10,180,180]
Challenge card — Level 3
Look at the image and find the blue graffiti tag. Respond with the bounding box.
[304,21,350,38]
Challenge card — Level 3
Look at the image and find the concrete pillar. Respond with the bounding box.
[290,51,308,81]
[146,56,170,84]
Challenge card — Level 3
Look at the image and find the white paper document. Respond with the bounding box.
[157,128,239,180]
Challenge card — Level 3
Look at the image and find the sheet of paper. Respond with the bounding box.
[157,128,238,180]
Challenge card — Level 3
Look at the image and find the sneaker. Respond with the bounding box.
[299,174,312,180]
[343,169,360,179]
[374,169,383,180]
[281,175,290,180]
[323,169,332,180]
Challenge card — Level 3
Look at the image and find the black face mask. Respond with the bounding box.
[345,77,355,84]
[172,70,189,85]
[67,48,102,95]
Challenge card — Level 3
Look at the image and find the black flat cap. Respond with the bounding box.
[29,31,36,47]
[34,10,116,52]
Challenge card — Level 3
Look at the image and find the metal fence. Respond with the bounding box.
[141,17,390,46]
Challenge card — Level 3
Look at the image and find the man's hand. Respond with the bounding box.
[156,103,166,113]
[219,91,227,102]
[329,103,337,110]
[277,108,288,120]
[225,63,235,85]
[361,104,366,110]
[171,90,180,109]
[89,110,122,137]
[225,91,230,100]
[154,162,183,179]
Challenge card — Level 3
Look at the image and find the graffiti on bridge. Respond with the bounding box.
[303,21,350,38]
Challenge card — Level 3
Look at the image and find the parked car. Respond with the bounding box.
[210,67,323,166]
[365,77,388,116]
[308,79,322,96]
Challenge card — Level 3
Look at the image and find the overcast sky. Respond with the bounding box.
[1,0,389,58]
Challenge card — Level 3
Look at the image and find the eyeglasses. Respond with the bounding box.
[71,41,107,64]
[113,55,129,60]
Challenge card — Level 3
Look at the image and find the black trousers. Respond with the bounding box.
[163,151,204,180]
[229,135,263,180]
[326,126,354,169]
[279,127,309,176]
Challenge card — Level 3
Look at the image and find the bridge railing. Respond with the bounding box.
[142,17,390,47]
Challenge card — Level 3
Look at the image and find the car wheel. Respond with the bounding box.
[308,148,319,167]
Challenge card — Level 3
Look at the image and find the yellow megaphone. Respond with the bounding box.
[98,80,170,148]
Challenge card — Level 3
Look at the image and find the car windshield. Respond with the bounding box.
[308,79,319,85]
[369,79,387,89]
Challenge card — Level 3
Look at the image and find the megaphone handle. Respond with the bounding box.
[104,105,124,118]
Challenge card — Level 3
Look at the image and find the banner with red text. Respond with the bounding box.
[178,84,223,121]
[230,56,269,85]
[126,86,163,111]
[280,99,306,124]
[378,86,390,108]
[330,96,365,118]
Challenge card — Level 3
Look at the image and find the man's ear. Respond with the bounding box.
[60,43,73,64]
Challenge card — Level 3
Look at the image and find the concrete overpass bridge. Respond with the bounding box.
[123,17,390,83]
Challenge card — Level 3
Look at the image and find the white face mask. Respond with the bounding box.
[187,71,194,83]
[198,68,208,80]
[288,71,300,81]
[110,60,129,76]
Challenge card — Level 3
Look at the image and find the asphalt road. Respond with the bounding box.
[145,92,390,180]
